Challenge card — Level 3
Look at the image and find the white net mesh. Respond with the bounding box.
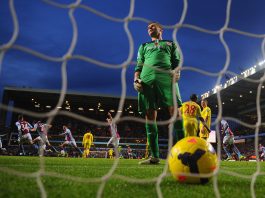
[0,0,265,198]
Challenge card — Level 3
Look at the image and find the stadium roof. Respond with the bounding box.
[2,60,265,123]
[201,64,265,118]
[1,87,138,117]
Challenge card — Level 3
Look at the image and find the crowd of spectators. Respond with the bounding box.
[1,111,265,160]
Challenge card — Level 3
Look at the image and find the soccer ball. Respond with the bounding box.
[168,136,217,184]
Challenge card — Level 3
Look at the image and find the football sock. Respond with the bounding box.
[223,145,232,158]
[232,145,242,158]
[173,119,184,145]
[145,122,159,158]
[19,144,25,155]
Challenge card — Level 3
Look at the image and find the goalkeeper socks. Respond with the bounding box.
[173,119,184,145]
[173,82,184,144]
[146,123,159,158]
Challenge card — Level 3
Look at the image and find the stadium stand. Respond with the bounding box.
[1,80,265,160]
[0,87,171,158]
[200,63,265,160]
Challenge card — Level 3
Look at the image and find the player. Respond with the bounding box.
[108,148,114,159]
[59,124,83,157]
[82,130,94,158]
[0,136,3,151]
[15,115,38,155]
[31,120,56,156]
[117,145,123,159]
[0,134,7,153]
[127,146,133,159]
[106,112,120,147]
[259,143,265,161]
[134,22,184,165]
[180,94,211,137]
[199,99,212,140]
[220,119,245,161]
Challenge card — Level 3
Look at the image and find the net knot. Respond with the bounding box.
[63,54,72,60]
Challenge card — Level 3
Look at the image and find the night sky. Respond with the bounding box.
[0,0,264,102]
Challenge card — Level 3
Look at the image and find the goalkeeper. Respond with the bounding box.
[134,22,184,165]
[82,130,94,158]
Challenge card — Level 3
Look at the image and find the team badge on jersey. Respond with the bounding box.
[166,42,172,46]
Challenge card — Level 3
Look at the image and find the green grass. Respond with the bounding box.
[0,156,265,198]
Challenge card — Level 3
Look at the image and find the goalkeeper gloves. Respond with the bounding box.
[134,79,143,92]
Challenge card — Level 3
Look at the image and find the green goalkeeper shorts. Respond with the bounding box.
[138,73,182,114]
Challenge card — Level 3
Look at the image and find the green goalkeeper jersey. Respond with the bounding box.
[135,40,180,77]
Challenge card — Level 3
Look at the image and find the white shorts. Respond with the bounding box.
[18,133,32,143]
[64,140,77,147]
[36,135,50,146]
[223,135,234,145]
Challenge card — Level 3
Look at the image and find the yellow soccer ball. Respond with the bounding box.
[168,136,217,184]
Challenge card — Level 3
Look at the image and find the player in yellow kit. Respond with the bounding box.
[82,130,93,158]
[108,148,114,159]
[199,99,211,140]
[180,94,210,137]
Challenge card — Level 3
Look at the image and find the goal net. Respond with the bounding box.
[0,0,264,198]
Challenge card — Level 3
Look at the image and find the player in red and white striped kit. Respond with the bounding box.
[59,124,83,156]
[15,115,38,155]
[106,112,120,147]
[220,119,245,161]
[32,121,57,156]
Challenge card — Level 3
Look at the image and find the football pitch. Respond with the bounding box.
[0,156,264,198]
